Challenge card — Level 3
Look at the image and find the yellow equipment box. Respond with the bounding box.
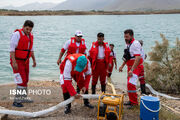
[97,93,124,120]
[102,97,120,106]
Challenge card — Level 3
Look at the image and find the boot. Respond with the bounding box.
[13,85,25,107]
[12,102,24,107]
[101,84,106,93]
[63,93,71,114]
[92,85,96,94]
[84,90,94,109]
[21,87,33,103]
[140,84,146,94]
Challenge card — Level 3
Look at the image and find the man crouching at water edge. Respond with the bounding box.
[60,53,94,114]
[10,20,36,107]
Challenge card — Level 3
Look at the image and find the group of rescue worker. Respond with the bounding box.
[10,20,146,113]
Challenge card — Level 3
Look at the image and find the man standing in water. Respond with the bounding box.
[89,33,111,94]
[119,29,143,108]
[10,20,36,107]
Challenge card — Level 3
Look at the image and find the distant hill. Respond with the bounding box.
[2,2,57,11]
[1,0,180,11]
[52,0,116,11]
[103,0,180,11]
[53,0,180,11]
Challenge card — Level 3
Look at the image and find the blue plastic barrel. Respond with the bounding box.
[140,96,160,120]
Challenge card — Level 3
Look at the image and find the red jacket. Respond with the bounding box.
[60,53,91,96]
[13,29,33,61]
[89,41,111,70]
[61,37,86,57]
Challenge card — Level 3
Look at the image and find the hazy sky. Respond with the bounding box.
[0,0,66,7]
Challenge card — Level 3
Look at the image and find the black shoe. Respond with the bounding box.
[92,85,96,94]
[12,102,24,107]
[124,101,131,106]
[127,104,138,109]
[140,84,146,94]
[84,103,94,109]
[64,106,71,114]
[126,104,134,109]
[101,84,106,93]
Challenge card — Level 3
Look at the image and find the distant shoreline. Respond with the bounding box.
[0,9,180,16]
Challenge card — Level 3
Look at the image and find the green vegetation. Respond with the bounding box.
[145,34,180,93]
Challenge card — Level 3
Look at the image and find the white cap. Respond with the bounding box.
[75,30,83,36]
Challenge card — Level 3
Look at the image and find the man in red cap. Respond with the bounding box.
[89,32,111,94]
[10,20,36,107]
[60,53,94,114]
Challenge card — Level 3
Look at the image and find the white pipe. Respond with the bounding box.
[146,84,180,100]
[0,94,99,117]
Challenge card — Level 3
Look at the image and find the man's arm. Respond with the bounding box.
[83,60,92,93]
[114,58,117,69]
[128,56,141,77]
[57,51,65,65]
[119,61,126,72]
[10,32,20,70]
[131,56,141,71]
[10,52,18,70]
[57,40,71,65]
[31,51,36,67]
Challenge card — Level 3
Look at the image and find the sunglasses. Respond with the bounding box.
[77,36,82,37]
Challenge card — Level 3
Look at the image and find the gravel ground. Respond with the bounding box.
[0,81,179,120]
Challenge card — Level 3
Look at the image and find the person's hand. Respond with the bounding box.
[115,65,117,70]
[109,64,112,68]
[57,59,61,65]
[128,70,133,77]
[75,94,82,99]
[81,87,86,94]
[13,61,18,71]
[119,66,123,72]
[32,61,36,67]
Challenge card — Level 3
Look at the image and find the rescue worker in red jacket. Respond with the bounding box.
[107,44,117,78]
[57,30,87,65]
[119,29,143,108]
[89,33,111,94]
[10,20,36,107]
[60,53,94,114]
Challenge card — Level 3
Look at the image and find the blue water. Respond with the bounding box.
[0,14,180,88]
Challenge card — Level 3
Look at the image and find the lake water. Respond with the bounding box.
[0,14,180,89]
